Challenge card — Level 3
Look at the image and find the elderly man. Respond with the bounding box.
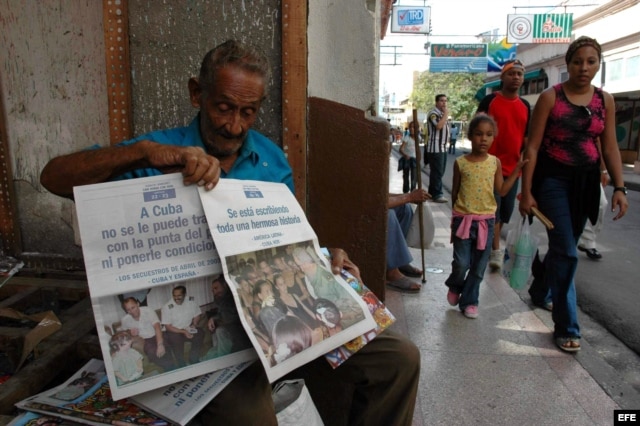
[41,40,420,426]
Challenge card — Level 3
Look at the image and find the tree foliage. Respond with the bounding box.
[410,72,486,123]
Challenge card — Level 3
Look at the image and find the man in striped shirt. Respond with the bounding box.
[424,94,450,203]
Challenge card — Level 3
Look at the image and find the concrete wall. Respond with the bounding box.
[308,0,379,113]
[2,1,389,279]
[1,1,109,257]
[0,0,281,260]
[127,0,282,141]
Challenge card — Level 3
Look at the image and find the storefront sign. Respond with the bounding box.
[429,44,488,73]
[391,6,431,34]
[507,14,573,44]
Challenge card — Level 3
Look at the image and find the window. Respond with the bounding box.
[606,58,624,83]
[560,71,568,83]
[521,77,548,95]
[626,56,639,78]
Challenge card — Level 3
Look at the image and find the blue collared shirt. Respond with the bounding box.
[112,116,294,192]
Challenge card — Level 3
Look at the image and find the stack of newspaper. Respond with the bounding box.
[10,358,250,426]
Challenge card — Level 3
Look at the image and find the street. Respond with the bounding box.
[406,141,640,402]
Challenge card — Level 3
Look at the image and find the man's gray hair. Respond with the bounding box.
[199,39,271,92]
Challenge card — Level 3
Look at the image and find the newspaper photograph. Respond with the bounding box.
[198,179,376,382]
[74,174,257,400]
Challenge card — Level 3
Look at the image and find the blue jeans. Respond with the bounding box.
[445,217,494,309]
[536,177,586,338]
[387,205,413,270]
[426,152,447,199]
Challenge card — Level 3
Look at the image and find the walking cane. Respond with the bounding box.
[412,109,427,283]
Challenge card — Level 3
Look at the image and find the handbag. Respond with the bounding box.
[397,156,407,172]
[273,379,324,426]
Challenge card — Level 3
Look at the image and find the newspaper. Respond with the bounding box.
[8,411,83,426]
[320,248,396,368]
[129,361,251,425]
[13,358,250,426]
[198,179,376,382]
[73,174,257,400]
[14,359,169,425]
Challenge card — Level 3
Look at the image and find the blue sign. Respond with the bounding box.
[391,6,430,34]
[398,9,424,26]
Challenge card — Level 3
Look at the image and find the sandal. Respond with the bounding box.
[386,276,421,294]
[398,264,423,278]
[555,337,581,353]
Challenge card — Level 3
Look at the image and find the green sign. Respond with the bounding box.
[507,14,573,44]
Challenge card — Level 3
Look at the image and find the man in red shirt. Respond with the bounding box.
[476,59,531,271]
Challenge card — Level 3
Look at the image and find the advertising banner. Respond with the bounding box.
[507,14,573,44]
[429,44,488,73]
[391,6,430,34]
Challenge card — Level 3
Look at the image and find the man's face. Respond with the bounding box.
[172,288,185,305]
[436,96,447,111]
[293,255,311,273]
[501,68,524,92]
[124,300,141,319]
[212,280,227,299]
[191,65,266,158]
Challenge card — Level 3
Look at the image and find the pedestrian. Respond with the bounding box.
[476,58,531,272]
[445,114,526,319]
[448,123,459,155]
[529,140,608,311]
[424,94,450,203]
[40,39,420,425]
[519,36,628,352]
[399,121,418,193]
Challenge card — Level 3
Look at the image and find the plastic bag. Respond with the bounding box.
[503,217,538,289]
[405,203,435,249]
[273,379,324,426]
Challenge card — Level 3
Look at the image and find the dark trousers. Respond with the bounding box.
[198,329,420,426]
[165,327,205,366]
[402,157,417,193]
[426,151,447,199]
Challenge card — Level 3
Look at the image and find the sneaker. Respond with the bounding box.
[447,290,460,306]
[433,196,448,203]
[463,305,478,319]
[489,249,503,271]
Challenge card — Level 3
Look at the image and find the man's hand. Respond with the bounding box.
[146,143,221,190]
[328,248,361,282]
[407,188,430,204]
[208,317,216,333]
[156,342,166,358]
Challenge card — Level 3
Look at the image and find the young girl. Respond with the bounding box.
[445,114,527,319]
[109,331,144,385]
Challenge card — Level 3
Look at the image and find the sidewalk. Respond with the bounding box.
[385,151,618,426]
